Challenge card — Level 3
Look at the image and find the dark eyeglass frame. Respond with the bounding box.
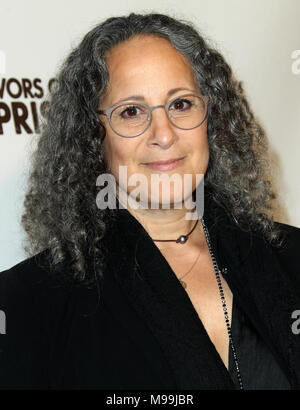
[97,93,209,138]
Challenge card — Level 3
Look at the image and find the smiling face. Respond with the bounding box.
[99,35,209,209]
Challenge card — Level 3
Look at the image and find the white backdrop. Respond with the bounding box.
[0,0,299,271]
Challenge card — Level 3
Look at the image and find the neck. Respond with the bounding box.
[117,194,206,251]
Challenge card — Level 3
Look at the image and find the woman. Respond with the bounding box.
[0,12,299,390]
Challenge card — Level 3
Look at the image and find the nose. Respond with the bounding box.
[146,106,178,149]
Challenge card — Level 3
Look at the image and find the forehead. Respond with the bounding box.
[102,35,199,104]
[105,34,196,77]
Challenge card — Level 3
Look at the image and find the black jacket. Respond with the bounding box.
[0,192,300,390]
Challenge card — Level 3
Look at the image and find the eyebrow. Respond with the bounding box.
[112,87,197,105]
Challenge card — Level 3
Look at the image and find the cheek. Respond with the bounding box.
[200,137,210,167]
[102,136,136,176]
[189,131,209,173]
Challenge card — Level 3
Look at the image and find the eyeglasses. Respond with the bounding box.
[97,94,209,138]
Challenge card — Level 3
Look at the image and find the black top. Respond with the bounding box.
[229,298,290,389]
[0,190,300,389]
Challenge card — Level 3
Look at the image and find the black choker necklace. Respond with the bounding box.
[152,219,199,244]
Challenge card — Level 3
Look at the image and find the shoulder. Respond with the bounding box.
[0,250,72,307]
[271,221,300,285]
[240,220,300,253]
[271,221,300,255]
[1,249,51,286]
[0,250,47,302]
[0,251,77,388]
[277,220,300,237]
[0,249,105,334]
[241,221,300,292]
[0,250,77,346]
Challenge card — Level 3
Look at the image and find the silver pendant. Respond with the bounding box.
[177,235,188,244]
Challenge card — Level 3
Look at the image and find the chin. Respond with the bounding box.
[119,174,197,210]
[141,188,195,210]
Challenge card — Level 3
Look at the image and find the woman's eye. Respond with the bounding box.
[171,99,192,111]
[120,105,142,119]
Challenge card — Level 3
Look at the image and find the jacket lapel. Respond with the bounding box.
[207,202,300,388]
[105,201,236,389]
[101,252,177,389]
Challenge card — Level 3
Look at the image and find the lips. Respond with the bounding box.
[141,156,186,171]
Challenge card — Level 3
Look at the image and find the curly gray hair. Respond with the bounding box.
[21,12,285,286]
